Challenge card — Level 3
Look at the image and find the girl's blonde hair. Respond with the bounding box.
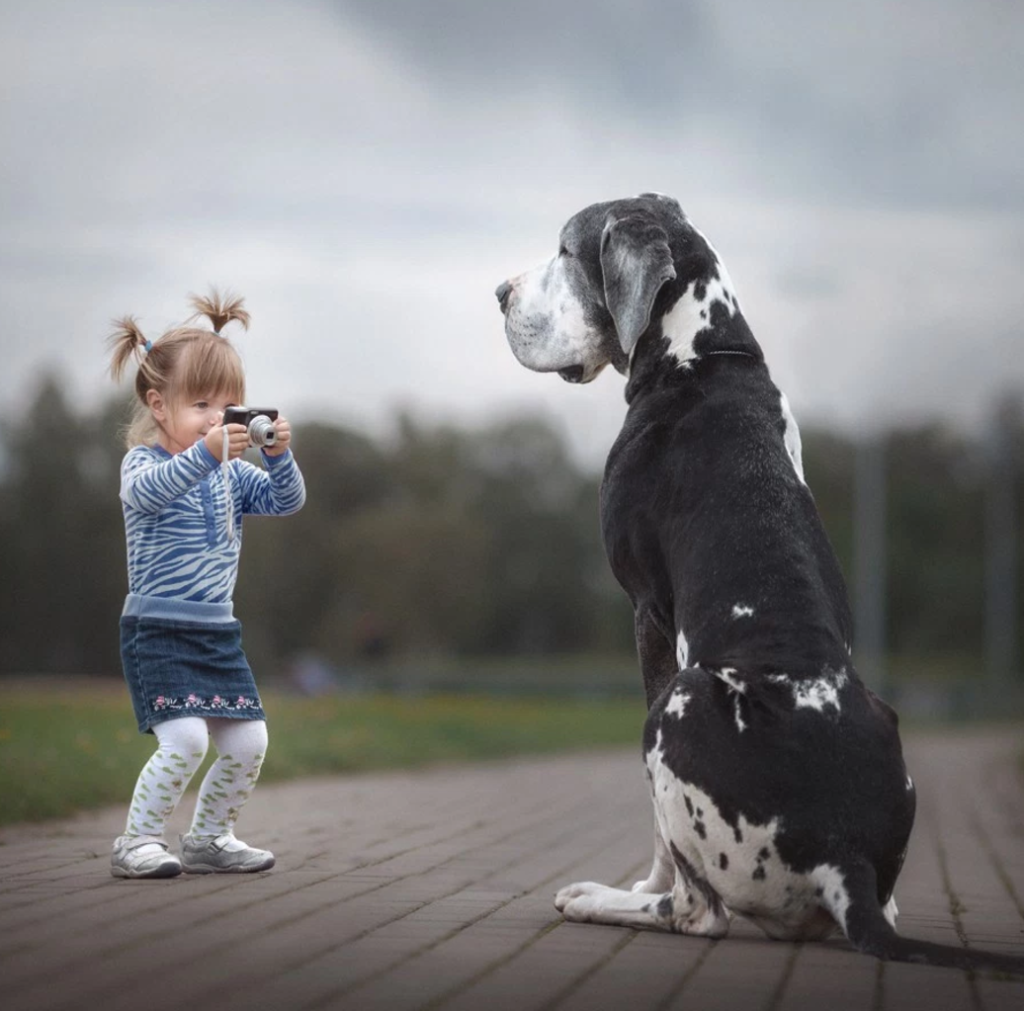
[107,290,250,447]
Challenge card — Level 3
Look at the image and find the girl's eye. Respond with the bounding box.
[195,402,209,410]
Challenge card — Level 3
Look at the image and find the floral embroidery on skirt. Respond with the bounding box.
[153,693,262,716]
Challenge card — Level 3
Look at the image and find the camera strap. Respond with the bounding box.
[222,426,235,541]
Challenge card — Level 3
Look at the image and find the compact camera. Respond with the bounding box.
[222,406,279,448]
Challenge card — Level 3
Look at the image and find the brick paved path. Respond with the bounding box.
[2,728,1022,1011]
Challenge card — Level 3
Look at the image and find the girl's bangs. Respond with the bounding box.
[175,336,246,404]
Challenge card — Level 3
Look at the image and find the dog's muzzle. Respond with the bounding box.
[495,280,513,315]
[557,365,585,383]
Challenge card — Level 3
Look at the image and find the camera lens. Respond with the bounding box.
[248,415,277,447]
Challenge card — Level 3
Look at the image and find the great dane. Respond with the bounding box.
[495,193,1022,972]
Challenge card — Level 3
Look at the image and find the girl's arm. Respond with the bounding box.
[234,449,307,516]
[120,443,219,514]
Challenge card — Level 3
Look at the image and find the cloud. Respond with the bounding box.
[1,0,1022,468]
[334,0,1024,209]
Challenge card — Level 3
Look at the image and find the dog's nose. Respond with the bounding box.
[495,280,513,314]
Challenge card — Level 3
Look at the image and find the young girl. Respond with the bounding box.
[107,291,306,878]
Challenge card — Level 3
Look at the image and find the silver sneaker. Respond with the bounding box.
[180,833,275,874]
[111,834,182,879]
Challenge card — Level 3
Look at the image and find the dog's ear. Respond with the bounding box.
[600,212,676,355]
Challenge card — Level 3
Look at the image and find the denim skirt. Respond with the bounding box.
[120,616,265,734]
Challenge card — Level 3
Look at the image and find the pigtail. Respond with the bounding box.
[107,315,150,382]
[187,288,250,334]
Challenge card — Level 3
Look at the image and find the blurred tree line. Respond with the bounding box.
[0,375,1021,682]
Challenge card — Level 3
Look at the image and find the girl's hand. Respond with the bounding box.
[263,416,292,457]
[204,423,249,462]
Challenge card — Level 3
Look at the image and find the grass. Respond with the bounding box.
[0,679,646,826]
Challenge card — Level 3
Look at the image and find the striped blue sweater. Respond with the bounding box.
[120,441,306,619]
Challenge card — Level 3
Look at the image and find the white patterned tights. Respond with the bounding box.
[125,717,268,839]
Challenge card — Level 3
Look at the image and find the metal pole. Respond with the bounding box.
[853,434,887,696]
[985,398,1018,694]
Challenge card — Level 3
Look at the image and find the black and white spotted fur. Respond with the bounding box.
[495,194,1023,973]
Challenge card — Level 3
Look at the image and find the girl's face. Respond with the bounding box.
[147,388,238,455]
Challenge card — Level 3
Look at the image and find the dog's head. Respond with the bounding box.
[495,193,739,383]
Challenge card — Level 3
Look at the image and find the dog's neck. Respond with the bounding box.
[625,278,763,403]
[664,253,742,361]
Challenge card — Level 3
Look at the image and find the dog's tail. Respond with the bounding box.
[826,862,1024,975]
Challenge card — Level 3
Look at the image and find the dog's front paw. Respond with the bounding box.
[554,881,602,913]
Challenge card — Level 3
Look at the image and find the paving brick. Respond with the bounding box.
[2,732,1022,1011]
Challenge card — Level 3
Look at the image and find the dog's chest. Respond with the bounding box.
[599,415,692,598]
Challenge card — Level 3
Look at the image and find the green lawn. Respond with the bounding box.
[0,680,646,826]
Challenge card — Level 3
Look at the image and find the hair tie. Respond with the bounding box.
[143,340,153,353]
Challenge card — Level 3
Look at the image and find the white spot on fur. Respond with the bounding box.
[714,667,746,694]
[779,390,806,485]
[769,670,849,714]
[732,604,755,618]
[663,244,738,369]
[665,689,691,719]
[906,774,913,791]
[733,696,747,733]
[811,865,850,932]
[791,668,848,713]
[716,669,748,731]
[883,894,899,928]
[676,630,689,670]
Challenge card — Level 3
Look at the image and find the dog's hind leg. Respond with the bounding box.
[557,837,730,937]
[555,870,730,937]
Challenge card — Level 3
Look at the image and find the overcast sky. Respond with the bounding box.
[2,0,1022,466]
